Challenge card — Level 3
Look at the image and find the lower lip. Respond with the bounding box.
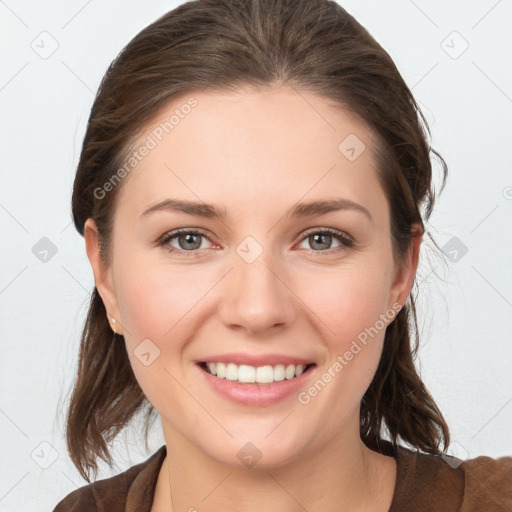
[197,364,316,407]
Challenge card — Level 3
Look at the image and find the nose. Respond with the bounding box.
[217,248,299,337]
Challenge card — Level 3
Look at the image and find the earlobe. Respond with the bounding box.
[390,224,423,309]
[84,218,122,334]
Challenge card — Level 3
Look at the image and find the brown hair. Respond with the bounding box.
[67,0,450,481]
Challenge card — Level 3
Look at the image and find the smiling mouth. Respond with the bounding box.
[198,361,316,385]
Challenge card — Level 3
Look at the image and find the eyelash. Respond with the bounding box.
[157,227,355,257]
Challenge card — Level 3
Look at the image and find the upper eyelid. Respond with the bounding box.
[299,226,353,240]
[159,228,216,247]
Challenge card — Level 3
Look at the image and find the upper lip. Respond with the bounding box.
[196,353,314,367]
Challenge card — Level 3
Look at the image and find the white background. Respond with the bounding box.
[1,1,511,510]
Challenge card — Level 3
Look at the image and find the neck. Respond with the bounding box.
[154,418,396,512]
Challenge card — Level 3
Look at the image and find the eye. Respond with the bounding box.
[158,228,216,256]
[296,228,354,253]
[158,227,354,257]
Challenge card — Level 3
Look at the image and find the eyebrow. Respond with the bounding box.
[140,198,373,222]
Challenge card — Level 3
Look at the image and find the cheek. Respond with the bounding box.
[111,253,208,409]
[308,261,393,342]
[291,270,396,431]
[113,250,211,342]
[296,258,395,388]
[111,252,224,395]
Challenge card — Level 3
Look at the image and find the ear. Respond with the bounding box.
[84,218,123,335]
[388,224,423,309]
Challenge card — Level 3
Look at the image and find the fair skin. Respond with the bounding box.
[85,85,421,511]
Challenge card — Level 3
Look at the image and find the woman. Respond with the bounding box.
[54,0,512,510]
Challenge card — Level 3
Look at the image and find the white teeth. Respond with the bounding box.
[225,363,238,380]
[295,364,305,377]
[216,362,225,378]
[238,364,256,383]
[273,364,285,381]
[203,362,310,383]
[256,365,274,383]
[285,364,295,380]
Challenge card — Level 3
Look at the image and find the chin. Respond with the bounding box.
[203,431,310,469]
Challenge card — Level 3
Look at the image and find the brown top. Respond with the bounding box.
[53,441,512,511]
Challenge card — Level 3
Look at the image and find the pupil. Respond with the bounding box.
[181,233,201,250]
[312,233,331,250]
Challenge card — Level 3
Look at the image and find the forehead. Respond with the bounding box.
[115,85,387,223]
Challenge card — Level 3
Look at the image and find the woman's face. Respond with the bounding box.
[86,85,419,467]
